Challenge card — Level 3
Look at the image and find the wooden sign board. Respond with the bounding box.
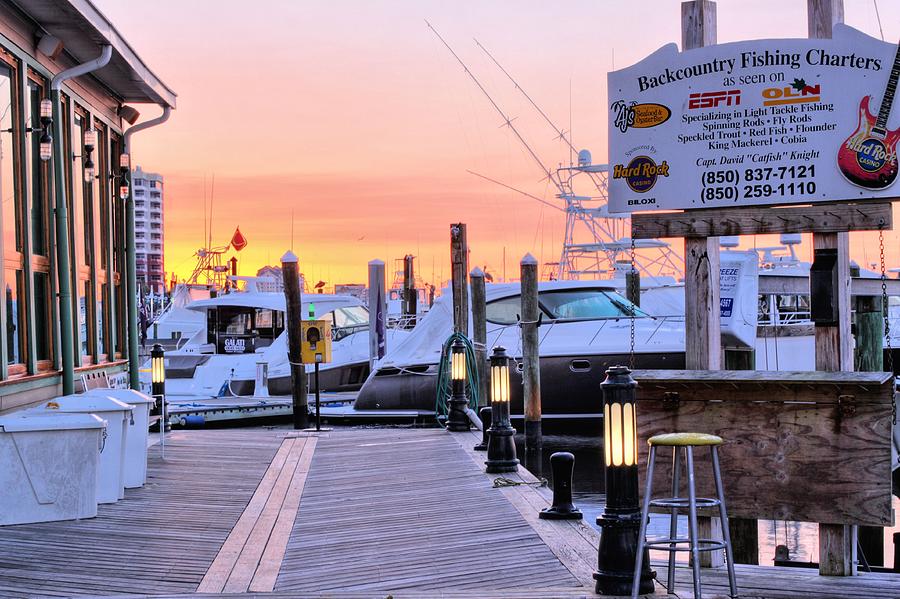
[632,369,893,526]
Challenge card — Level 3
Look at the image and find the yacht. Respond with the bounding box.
[355,280,692,419]
[141,286,409,423]
[354,248,900,419]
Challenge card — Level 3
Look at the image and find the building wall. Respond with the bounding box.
[132,166,164,293]
[0,7,132,412]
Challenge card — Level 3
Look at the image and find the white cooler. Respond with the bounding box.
[86,388,154,488]
[34,395,133,504]
[0,412,106,525]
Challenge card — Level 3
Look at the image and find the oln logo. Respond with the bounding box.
[762,78,821,106]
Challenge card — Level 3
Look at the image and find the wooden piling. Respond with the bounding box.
[855,294,885,568]
[281,251,309,430]
[520,253,542,452]
[855,296,884,373]
[402,254,417,329]
[807,0,855,576]
[470,267,488,408]
[450,223,469,336]
[681,0,724,568]
[724,348,758,565]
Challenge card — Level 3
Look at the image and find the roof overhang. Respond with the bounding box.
[10,0,176,107]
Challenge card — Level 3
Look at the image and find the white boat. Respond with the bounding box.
[355,248,900,419]
[141,286,409,424]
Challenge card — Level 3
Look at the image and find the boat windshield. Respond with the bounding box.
[486,288,646,325]
[207,306,285,353]
[330,305,369,341]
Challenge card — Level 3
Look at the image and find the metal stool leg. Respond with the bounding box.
[712,446,738,598]
[667,446,681,594]
[631,445,656,599]
[685,446,702,599]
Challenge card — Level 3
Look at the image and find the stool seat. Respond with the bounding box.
[648,432,723,447]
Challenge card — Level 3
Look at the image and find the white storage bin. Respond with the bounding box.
[34,395,133,503]
[0,413,106,525]
[86,388,155,488]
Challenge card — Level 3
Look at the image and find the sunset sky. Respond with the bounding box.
[93,0,900,288]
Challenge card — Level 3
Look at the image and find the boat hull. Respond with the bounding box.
[354,351,685,417]
[228,360,371,396]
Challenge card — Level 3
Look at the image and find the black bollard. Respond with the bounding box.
[474,406,491,451]
[539,452,582,520]
[894,533,900,572]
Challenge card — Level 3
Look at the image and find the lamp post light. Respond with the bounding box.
[150,343,167,457]
[594,365,654,595]
[119,153,130,200]
[446,338,471,431]
[38,99,52,161]
[83,128,96,182]
[485,346,518,473]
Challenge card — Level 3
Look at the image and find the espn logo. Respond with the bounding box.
[688,89,741,110]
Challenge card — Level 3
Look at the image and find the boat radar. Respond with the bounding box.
[578,149,592,167]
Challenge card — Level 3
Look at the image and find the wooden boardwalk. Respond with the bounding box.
[0,429,285,598]
[0,425,899,598]
[274,428,581,594]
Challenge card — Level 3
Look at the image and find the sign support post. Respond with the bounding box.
[807,0,856,577]
[681,0,724,569]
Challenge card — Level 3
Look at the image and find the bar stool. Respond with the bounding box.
[631,433,738,599]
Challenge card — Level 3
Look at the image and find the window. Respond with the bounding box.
[151,243,161,251]
[0,60,21,255]
[33,272,51,362]
[485,289,645,325]
[151,202,160,209]
[539,289,645,320]
[150,191,160,199]
[136,231,145,239]
[134,178,145,186]
[135,200,144,208]
[136,242,145,250]
[135,188,145,197]
[135,211,145,219]
[151,233,161,240]
[27,77,49,257]
[331,306,369,340]
[0,53,26,375]
[149,180,157,188]
[5,269,25,367]
[485,296,534,325]
[151,223,160,229]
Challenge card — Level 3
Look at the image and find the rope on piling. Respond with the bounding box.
[492,477,548,488]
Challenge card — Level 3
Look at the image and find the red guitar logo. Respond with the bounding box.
[837,42,900,189]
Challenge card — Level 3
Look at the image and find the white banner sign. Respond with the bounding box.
[607,25,900,212]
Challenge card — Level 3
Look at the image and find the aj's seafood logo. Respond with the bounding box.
[612,155,670,193]
[611,100,671,133]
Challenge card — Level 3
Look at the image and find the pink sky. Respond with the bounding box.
[94,0,900,286]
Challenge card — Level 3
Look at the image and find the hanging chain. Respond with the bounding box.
[879,226,896,427]
[629,235,637,371]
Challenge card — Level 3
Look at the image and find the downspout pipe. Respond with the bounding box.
[50,44,112,395]
[123,105,171,390]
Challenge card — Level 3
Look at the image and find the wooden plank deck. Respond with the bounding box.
[0,429,285,598]
[1,425,900,599]
[274,427,583,594]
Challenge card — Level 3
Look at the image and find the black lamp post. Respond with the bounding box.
[446,339,471,431]
[150,343,165,416]
[594,366,654,595]
[485,346,518,473]
[151,343,168,455]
